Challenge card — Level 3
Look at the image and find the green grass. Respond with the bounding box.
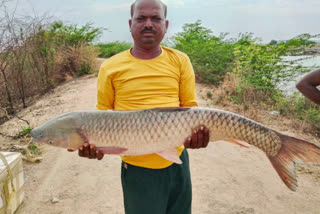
[20,126,32,137]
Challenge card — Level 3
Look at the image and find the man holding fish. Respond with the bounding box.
[30,0,320,213]
[75,0,209,213]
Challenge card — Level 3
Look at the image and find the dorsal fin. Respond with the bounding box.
[149,107,191,112]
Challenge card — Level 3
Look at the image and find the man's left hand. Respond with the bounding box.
[184,126,209,149]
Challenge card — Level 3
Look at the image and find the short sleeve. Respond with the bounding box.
[96,63,115,110]
[179,55,198,107]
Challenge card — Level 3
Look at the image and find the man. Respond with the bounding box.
[296,68,320,105]
[73,0,209,213]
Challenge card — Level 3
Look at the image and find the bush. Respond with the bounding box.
[49,21,103,46]
[96,42,132,58]
[171,20,234,85]
[170,20,319,130]
[0,19,102,119]
[273,92,320,129]
[206,91,213,99]
[55,42,99,78]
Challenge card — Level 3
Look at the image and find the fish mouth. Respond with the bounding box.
[31,137,46,143]
[30,134,46,143]
[30,129,45,143]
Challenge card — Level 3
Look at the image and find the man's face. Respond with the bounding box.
[129,0,168,49]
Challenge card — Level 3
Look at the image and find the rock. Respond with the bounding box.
[269,111,280,115]
[51,197,60,204]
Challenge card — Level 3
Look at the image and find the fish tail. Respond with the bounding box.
[268,133,320,191]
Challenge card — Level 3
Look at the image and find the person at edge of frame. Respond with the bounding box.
[296,68,320,105]
[69,0,210,214]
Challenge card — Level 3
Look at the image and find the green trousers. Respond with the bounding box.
[121,149,192,214]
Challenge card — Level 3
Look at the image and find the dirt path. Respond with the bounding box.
[1,69,320,213]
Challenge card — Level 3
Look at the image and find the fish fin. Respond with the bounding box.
[156,150,183,164]
[77,129,89,143]
[149,107,191,112]
[67,132,86,150]
[268,133,320,191]
[226,139,249,148]
[96,147,128,155]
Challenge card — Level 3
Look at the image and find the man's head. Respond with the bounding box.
[129,0,169,50]
[130,0,167,18]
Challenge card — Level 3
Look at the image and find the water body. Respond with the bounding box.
[279,55,320,95]
[283,55,320,68]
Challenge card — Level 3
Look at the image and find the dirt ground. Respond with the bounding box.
[1,59,320,214]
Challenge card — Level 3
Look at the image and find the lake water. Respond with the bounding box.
[279,55,320,95]
[283,55,320,68]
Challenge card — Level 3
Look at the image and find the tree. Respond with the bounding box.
[172,20,234,85]
[269,40,277,45]
[0,0,15,113]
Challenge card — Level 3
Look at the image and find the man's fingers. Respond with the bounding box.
[96,150,104,160]
[184,137,191,148]
[79,146,84,157]
[191,129,198,148]
[184,126,210,149]
[83,143,90,157]
[77,143,104,160]
[197,126,205,148]
[203,128,210,147]
[89,144,97,159]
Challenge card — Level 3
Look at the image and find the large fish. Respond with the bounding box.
[30,107,320,191]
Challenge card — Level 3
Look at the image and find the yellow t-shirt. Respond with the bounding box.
[96,46,198,169]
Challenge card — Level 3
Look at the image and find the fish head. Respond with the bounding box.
[30,112,84,150]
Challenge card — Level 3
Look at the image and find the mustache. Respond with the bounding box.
[141,28,157,34]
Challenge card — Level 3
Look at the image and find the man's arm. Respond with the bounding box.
[179,55,210,149]
[296,69,320,105]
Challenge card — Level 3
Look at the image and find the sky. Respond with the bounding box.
[4,0,320,44]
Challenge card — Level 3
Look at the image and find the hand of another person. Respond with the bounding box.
[184,126,210,149]
[68,142,104,160]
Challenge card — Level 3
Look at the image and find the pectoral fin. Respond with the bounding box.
[156,150,182,164]
[67,132,86,150]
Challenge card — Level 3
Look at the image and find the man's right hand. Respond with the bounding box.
[68,143,104,160]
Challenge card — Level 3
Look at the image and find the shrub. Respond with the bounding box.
[0,19,102,119]
[206,91,213,99]
[96,42,132,58]
[171,20,234,85]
